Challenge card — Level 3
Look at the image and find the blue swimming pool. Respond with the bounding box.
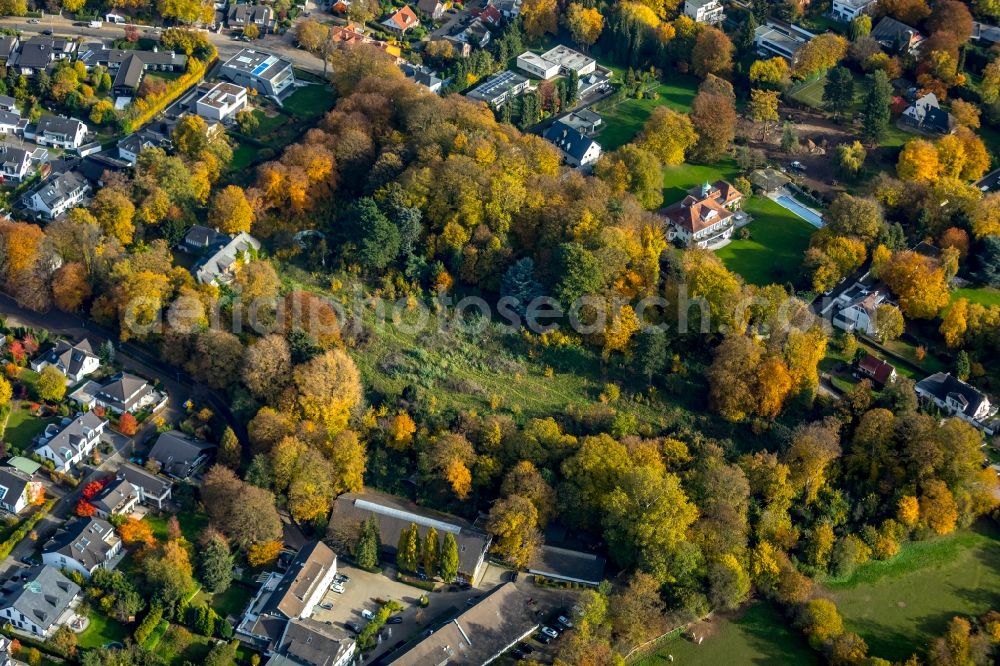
[775,195,824,228]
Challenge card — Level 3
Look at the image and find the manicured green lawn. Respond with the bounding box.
[282,84,336,120]
[210,583,255,618]
[633,603,818,666]
[145,511,209,543]
[78,612,130,649]
[252,109,288,135]
[715,197,815,286]
[952,286,1000,307]
[662,159,740,202]
[228,142,258,173]
[826,523,1000,663]
[594,76,700,151]
[1,404,56,453]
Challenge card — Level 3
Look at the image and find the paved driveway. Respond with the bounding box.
[310,563,484,661]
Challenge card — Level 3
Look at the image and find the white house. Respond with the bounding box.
[0,566,80,638]
[516,51,560,80]
[542,120,602,168]
[90,478,139,520]
[832,0,877,22]
[0,467,41,515]
[0,146,32,185]
[22,170,92,220]
[220,49,295,99]
[831,284,890,336]
[32,115,88,149]
[195,82,249,122]
[32,412,107,473]
[684,0,724,24]
[660,180,745,248]
[42,518,123,579]
[237,542,340,653]
[117,463,172,510]
[30,339,100,383]
[915,373,998,434]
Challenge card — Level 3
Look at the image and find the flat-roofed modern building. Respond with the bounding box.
[754,21,815,63]
[195,82,249,122]
[465,70,529,107]
[538,44,596,76]
[516,51,560,79]
[220,49,295,99]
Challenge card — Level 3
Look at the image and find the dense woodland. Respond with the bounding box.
[0,0,998,662]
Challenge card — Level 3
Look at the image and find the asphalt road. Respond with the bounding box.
[0,13,328,75]
[0,292,251,573]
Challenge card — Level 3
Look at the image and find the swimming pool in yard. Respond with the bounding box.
[775,195,824,228]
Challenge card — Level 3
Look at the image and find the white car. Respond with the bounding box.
[541,626,559,639]
[330,582,345,594]
[557,615,573,628]
[361,609,375,620]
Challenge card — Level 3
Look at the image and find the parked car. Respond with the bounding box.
[330,582,345,593]
[346,621,361,634]
[557,615,574,628]
[361,609,375,620]
[27,18,40,23]
[535,633,552,644]
[541,626,559,639]
[387,616,403,624]
[335,573,350,583]
[319,602,333,610]
[512,648,526,659]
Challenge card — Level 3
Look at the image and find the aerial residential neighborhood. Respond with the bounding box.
[0,0,993,665]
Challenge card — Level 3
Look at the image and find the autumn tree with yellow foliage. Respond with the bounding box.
[879,250,951,319]
[564,3,603,48]
[637,107,697,165]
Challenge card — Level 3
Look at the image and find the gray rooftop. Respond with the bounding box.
[0,566,79,631]
[43,517,118,572]
[33,412,106,468]
[148,431,215,479]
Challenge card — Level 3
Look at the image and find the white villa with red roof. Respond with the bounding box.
[660,180,745,248]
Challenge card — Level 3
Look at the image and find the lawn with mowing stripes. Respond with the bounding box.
[715,197,815,286]
[825,522,1000,663]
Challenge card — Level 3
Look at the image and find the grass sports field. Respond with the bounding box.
[825,522,1000,662]
[715,197,815,286]
[633,603,818,665]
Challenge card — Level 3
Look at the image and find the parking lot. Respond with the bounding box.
[309,563,487,660]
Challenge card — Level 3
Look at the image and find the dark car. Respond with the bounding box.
[42,29,53,35]
[387,616,403,624]
[345,621,362,634]
[512,649,526,659]
[535,633,552,644]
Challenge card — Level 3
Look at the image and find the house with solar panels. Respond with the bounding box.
[220,48,295,100]
[330,490,492,585]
